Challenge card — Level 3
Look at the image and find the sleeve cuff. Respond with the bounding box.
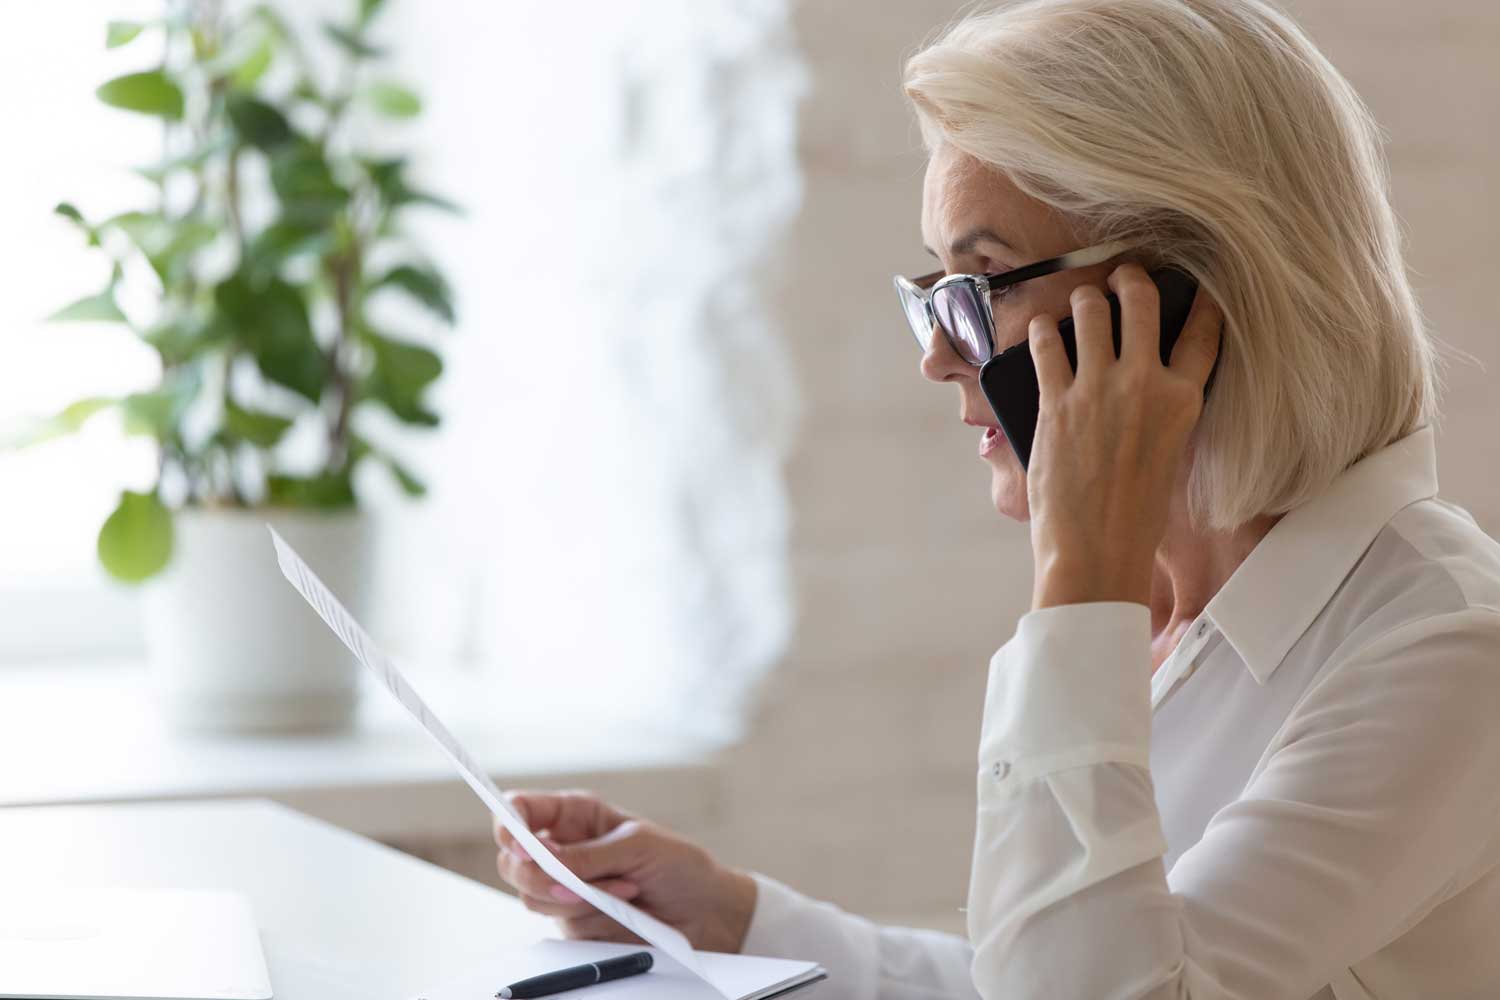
[979,602,1154,783]
[742,873,815,958]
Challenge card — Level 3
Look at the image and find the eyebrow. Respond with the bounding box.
[923,225,1017,260]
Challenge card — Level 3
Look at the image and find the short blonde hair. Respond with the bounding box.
[904,0,1437,530]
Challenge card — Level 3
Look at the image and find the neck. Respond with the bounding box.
[1148,500,1280,638]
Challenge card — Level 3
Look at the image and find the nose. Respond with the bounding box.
[919,323,976,384]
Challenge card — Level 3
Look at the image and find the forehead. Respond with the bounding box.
[919,146,1062,255]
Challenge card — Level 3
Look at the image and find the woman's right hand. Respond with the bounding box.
[494,789,759,954]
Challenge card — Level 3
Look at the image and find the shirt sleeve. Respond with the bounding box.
[743,873,980,1000]
[967,603,1500,1000]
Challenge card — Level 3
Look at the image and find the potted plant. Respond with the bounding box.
[15,0,457,731]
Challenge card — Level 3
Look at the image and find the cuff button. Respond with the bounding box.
[992,760,1011,781]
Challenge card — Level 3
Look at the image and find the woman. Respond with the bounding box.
[495,0,1500,996]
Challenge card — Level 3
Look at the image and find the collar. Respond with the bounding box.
[1204,424,1439,685]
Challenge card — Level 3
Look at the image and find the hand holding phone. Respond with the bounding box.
[978,267,1203,468]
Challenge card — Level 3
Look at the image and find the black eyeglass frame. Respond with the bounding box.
[892,239,1135,366]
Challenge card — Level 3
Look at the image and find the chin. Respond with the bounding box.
[986,452,1030,521]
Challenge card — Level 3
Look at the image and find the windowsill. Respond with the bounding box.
[0,660,726,842]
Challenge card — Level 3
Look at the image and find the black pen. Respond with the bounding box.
[496,951,654,998]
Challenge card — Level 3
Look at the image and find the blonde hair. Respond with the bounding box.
[904,0,1437,530]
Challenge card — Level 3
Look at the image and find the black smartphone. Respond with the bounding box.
[978,267,1201,469]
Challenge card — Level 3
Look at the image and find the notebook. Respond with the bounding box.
[417,939,825,1000]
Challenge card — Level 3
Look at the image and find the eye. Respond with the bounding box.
[989,283,1019,304]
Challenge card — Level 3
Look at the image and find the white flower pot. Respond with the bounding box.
[141,508,376,733]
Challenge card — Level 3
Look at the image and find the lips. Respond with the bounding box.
[979,424,1005,458]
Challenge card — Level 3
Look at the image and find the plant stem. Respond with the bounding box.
[225,146,245,254]
[327,243,358,469]
[221,350,249,507]
[323,41,364,475]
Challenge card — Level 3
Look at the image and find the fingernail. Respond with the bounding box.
[550,885,581,903]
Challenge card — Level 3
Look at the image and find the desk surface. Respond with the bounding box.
[0,798,551,999]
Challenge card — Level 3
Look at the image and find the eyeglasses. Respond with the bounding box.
[892,239,1135,366]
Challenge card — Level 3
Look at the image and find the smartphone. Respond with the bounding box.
[978,267,1202,469]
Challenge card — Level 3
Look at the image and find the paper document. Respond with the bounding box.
[420,939,826,1000]
[267,527,724,997]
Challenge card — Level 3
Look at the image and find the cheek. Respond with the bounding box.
[991,308,1035,354]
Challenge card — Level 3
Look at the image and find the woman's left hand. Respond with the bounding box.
[1025,262,1222,611]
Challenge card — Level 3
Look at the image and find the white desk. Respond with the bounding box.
[0,798,552,999]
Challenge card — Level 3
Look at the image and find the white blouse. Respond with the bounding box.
[743,425,1500,999]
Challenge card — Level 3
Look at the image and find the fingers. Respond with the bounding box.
[1108,263,1162,367]
[496,832,563,897]
[514,878,641,919]
[1169,285,1223,389]
[496,818,649,910]
[500,789,628,846]
[551,819,649,882]
[1028,313,1072,401]
[497,841,641,918]
[1067,283,1115,373]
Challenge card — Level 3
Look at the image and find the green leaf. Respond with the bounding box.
[358,0,389,26]
[40,397,116,438]
[106,20,146,48]
[360,157,462,216]
[231,35,275,90]
[96,70,184,119]
[101,209,160,243]
[54,202,102,246]
[248,4,295,43]
[99,211,218,282]
[134,135,232,184]
[223,400,293,446]
[227,96,295,150]
[269,143,349,224]
[121,369,201,437]
[374,264,454,324]
[363,80,420,118]
[158,220,219,280]
[46,288,127,324]
[384,456,426,497]
[362,331,442,425]
[97,490,174,583]
[322,22,385,58]
[291,77,325,103]
[245,219,334,277]
[345,437,423,497]
[2,397,117,450]
[398,187,462,214]
[361,156,405,196]
[143,316,228,365]
[54,202,86,226]
[266,471,356,508]
[215,273,325,402]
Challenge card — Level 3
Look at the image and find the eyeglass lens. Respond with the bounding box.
[930,283,991,366]
[898,283,937,352]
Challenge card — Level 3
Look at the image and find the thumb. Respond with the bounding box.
[551,820,648,882]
